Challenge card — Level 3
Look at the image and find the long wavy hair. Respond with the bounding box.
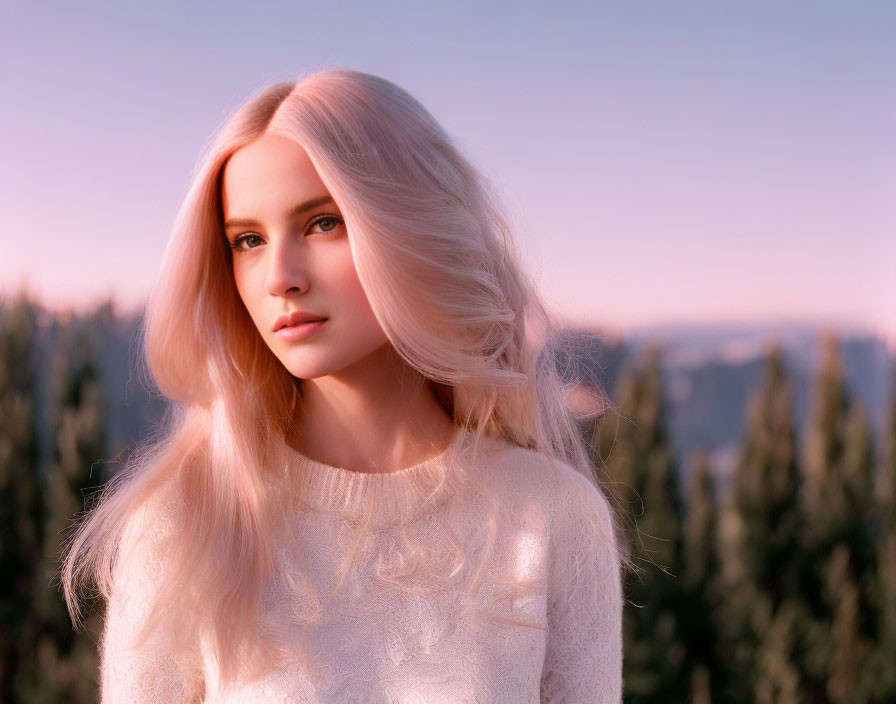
[61,68,634,699]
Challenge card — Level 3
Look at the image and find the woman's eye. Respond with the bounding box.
[309,216,344,234]
[229,234,262,252]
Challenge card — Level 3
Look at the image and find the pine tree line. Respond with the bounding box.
[1,295,106,703]
[588,338,896,703]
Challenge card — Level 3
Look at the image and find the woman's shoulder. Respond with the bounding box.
[468,433,557,494]
[470,434,615,540]
[471,432,601,489]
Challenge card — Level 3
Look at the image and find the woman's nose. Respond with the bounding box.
[264,237,309,296]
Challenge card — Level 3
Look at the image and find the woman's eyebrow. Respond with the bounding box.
[224,195,336,229]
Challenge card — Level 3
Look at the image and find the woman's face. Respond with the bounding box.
[220,133,390,380]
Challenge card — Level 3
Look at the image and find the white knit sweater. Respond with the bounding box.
[100,427,623,703]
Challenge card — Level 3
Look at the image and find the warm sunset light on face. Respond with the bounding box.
[220,133,391,380]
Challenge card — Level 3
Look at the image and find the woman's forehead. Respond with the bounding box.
[221,135,331,217]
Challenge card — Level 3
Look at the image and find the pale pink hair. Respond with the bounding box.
[61,68,633,698]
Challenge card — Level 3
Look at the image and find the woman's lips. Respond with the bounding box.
[274,318,328,341]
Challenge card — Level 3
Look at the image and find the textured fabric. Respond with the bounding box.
[99,427,623,703]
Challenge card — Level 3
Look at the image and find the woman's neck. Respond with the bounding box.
[288,345,456,474]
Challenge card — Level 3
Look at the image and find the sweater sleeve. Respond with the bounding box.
[99,506,191,704]
[540,464,624,703]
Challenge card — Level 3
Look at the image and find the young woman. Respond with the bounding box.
[62,68,631,703]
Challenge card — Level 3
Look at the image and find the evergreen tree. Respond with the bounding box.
[683,450,717,594]
[591,344,688,703]
[803,337,876,580]
[869,527,896,702]
[733,344,802,609]
[681,449,725,703]
[721,344,803,702]
[16,317,106,703]
[865,368,896,702]
[0,296,43,704]
[752,599,802,704]
[800,336,878,701]
[880,367,896,526]
[825,543,874,704]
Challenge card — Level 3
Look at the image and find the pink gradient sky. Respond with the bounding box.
[2,1,893,347]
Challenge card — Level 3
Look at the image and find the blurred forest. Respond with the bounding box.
[0,292,894,704]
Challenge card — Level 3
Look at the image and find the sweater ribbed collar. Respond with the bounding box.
[282,425,469,529]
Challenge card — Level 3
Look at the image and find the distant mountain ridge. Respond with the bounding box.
[557,320,895,496]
